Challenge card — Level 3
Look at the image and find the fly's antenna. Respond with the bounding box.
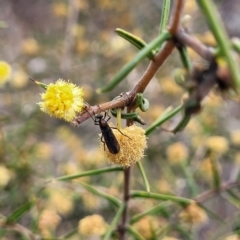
[83,102,95,121]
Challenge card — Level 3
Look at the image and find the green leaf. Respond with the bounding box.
[79,181,121,207]
[180,161,199,197]
[232,38,240,54]
[103,203,125,240]
[210,157,221,189]
[6,200,34,224]
[145,105,183,136]
[115,28,156,59]
[126,225,145,240]
[53,166,123,181]
[198,203,225,224]
[196,0,240,90]
[159,0,171,34]
[29,78,48,89]
[137,161,150,193]
[59,228,78,239]
[130,202,171,224]
[223,190,240,208]
[131,191,192,204]
[97,30,171,93]
[177,45,192,70]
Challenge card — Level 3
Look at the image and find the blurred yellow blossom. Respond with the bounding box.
[72,0,89,10]
[146,104,165,121]
[204,92,223,107]
[162,237,179,240]
[11,68,28,88]
[234,152,240,166]
[47,189,73,215]
[0,61,11,86]
[38,209,61,238]
[185,119,201,135]
[35,142,52,160]
[52,2,68,17]
[78,214,108,236]
[75,39,90,54]
[230,130,240,145]
[184,1,198,13]
[199,157,222,180]
[191,135,207,148]
[82,191,100,210]
[161,77,183,95]
[156,179,172,193]
[21,38,39,55]
[83,148,106,167]
[109,35,128,54]
[71,24,85,38]
[200,111,218,129]
[187,47,202,61]
[196,31,216,46]
[206,136,229,154]
[80,84,93,101]
[62,162,89,183]
[224,234,240,240]
[0,165,12,187]
[179,202,208,226]
[101,125,147,167]
[133,216,160,239]
[38,79,85,122]
[166,142,189,164]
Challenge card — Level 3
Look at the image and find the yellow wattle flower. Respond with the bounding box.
[0,61,12,86]
[100,124,147,167]
[38,79,84,122]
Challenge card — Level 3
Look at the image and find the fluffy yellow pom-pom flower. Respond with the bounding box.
[100,124,147,167]
[38,79,84,122]
[0,61,11,86]
[78,214,108,236]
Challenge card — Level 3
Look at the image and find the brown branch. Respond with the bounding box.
[168,0,185,35]
[73,0,186,127]
[194,181,240,203]
[73,39,175,126]
[118,166,132,240]
[132,40,175,94]
[0,218,41,240]
[176,28,215,61]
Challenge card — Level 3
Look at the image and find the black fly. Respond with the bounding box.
[83,105,130,154]
[94,111,121,154]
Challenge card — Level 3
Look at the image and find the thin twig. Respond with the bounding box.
[0,218,41,240]
[195,180,240,203]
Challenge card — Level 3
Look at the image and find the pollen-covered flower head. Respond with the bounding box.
[100,124,147,167]
[38,79,85,122]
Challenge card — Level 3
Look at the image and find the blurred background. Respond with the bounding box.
[1,0,240,239]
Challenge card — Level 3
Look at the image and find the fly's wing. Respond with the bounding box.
[103,127,120,154]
